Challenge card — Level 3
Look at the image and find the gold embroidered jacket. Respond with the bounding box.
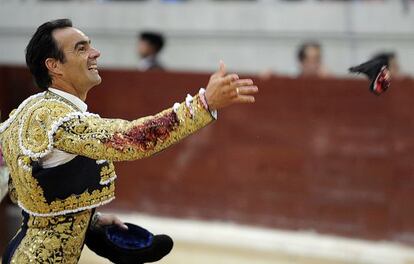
[0,90,214,217]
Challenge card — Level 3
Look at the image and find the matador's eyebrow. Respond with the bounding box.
[74,39,91,50]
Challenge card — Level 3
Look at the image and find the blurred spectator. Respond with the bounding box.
[371,52,403,79]
[137,31,165,71]
[297,41,330,78]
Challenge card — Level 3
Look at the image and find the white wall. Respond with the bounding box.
[0,1,413,76]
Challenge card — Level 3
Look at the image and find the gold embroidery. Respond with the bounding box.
[1,95,49,213]
[19,99,73,155]
[8,178,18,204]
[54,95,214,162]
[0,92,115,216]
[0,91,213,216]
[0,90,214,263]
[100,162,116,183]
[10,210,92,264]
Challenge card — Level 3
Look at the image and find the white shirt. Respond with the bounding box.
[39,88,88,168]
[48,88,88,112]
[138,56,156,71]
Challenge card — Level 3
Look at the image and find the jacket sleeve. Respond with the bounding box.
[53,94,215,161]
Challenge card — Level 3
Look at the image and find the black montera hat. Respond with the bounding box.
[85,223,173,264]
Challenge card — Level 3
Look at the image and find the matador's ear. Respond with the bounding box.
[349,57,391,96]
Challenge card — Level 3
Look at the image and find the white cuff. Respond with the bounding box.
[198,88,218,120]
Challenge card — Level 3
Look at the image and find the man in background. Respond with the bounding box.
[137,31,165,71]
[297,41,330,78]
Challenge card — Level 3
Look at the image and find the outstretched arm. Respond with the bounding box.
[53,61,258,161]
[53,93,213,161]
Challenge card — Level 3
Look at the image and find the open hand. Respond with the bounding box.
[205,61,259,110]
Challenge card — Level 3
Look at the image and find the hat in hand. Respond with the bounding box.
[85,222,174,264]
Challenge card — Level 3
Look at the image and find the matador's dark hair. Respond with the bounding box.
[25,18,73,90]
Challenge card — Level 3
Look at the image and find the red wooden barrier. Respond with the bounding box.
[1,66,414,249]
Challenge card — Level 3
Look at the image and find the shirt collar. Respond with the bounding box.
[48,88,88,112]
[138,56,156,71]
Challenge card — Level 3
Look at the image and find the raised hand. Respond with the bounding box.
[205,61,259,110]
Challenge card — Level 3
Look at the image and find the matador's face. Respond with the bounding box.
[52,27,102,93]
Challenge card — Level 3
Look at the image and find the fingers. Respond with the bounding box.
[218,60,226,77]
[95,213,129,230]
[210,60,228,80]
[113,217,128,230]
[232,79,254,87]
[231,87,257,104]
[226,79,254,93]
[226,79,258,96]
[236,86,259,96]
[221,74,239,85]
[205,65,258,109]
[234,95,256,104]
[230,79,258,104]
